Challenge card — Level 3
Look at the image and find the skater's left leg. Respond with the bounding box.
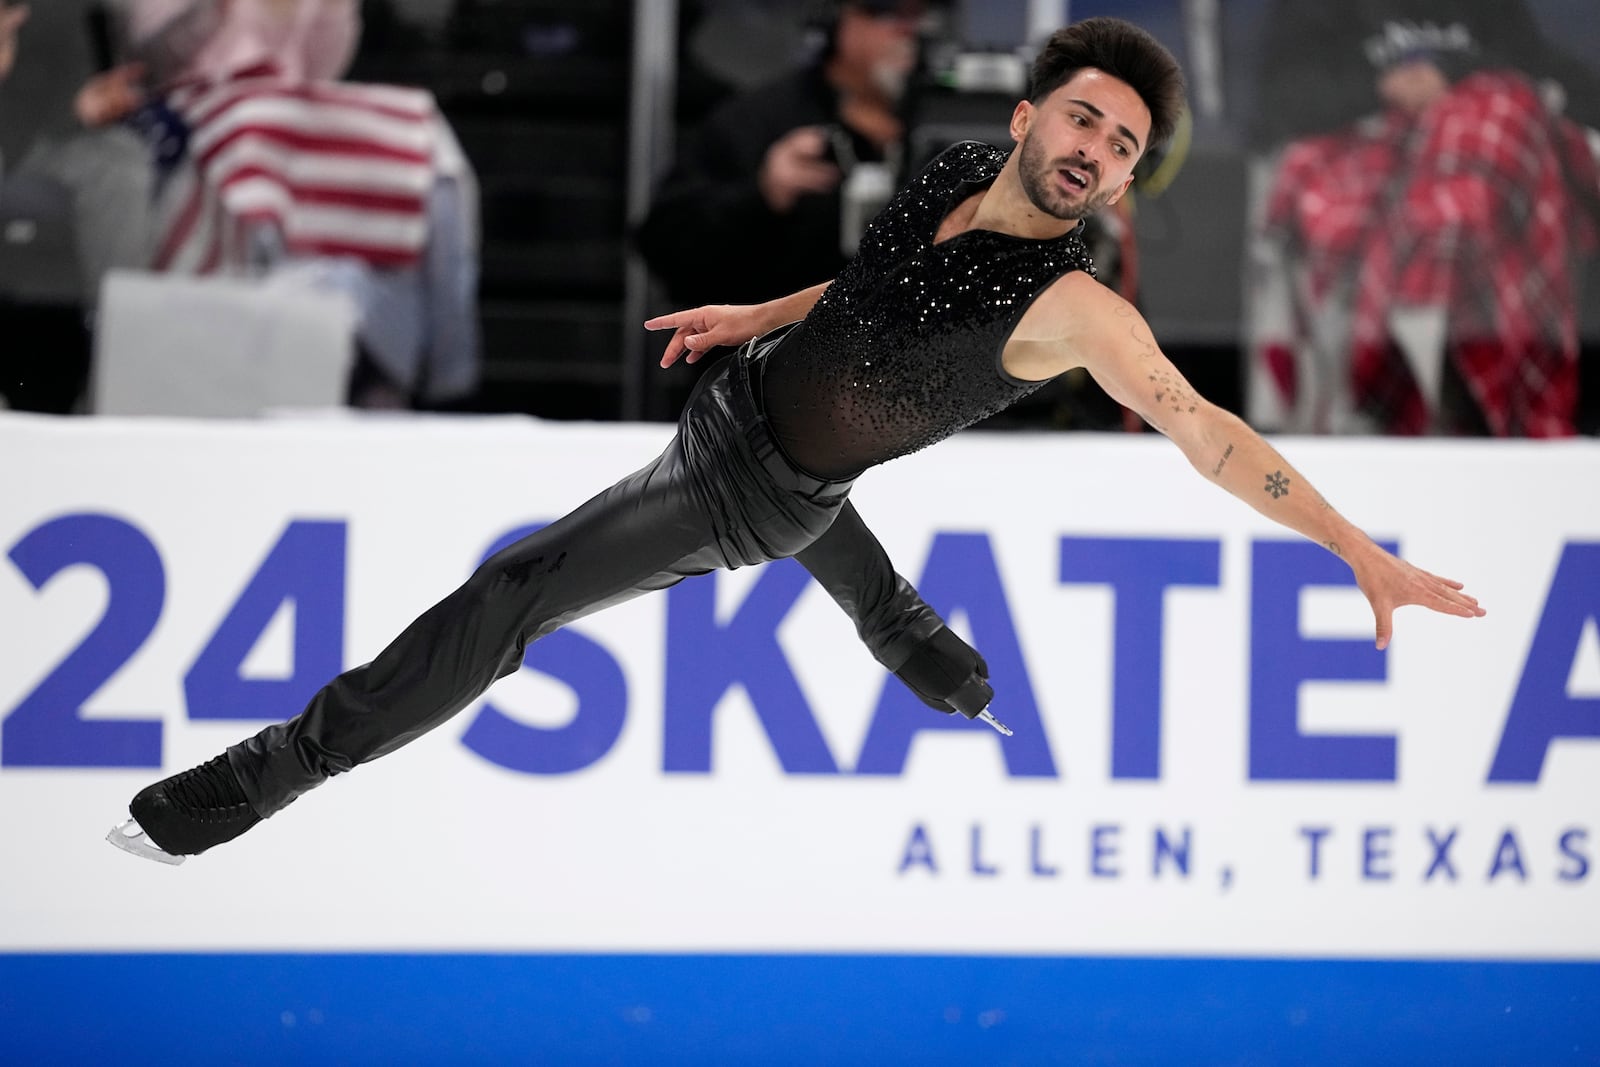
[228,451,735,817]
[110,444,739,862]
[110,356,855,862]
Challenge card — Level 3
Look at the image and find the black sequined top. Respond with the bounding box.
[761,140,1096,480]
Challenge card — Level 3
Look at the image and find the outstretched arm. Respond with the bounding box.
[1052,276,1485,649]
[644,282,831,368]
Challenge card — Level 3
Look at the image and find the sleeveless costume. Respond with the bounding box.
[227,141,1096,818]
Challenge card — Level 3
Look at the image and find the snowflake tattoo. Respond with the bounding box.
[1264,471,1291,499]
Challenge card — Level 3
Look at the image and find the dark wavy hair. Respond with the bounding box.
[1029,17,1187,153]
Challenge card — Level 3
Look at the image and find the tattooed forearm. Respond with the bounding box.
[1211,443,1234,477]
[1326,540,1342,557]
[1264,470,1290,499]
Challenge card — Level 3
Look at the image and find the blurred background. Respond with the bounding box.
[3,2,1600,1064]
[2,0,1597,435]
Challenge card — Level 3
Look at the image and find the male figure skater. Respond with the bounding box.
[110,18,1484,865]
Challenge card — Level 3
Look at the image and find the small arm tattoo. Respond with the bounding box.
[1326,540,1342,557]
[1124,320,1197,416]
[1212,444,1234,477]
[1114,301,1198,419]
[1264,470,1291,499]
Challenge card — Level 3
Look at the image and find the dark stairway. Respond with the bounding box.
[352,0,635,421]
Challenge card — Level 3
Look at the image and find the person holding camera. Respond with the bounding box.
[636,0,926,309]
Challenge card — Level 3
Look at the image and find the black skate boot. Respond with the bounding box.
[894,626,1012,736]
[106,755,261,865]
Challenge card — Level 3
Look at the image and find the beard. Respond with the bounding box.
[1017,130,1119,221]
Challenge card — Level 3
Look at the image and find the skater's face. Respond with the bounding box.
[1010,68,1148,220]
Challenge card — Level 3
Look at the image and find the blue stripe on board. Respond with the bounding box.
[2,954,1598,1066]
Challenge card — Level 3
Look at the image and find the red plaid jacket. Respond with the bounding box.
[1265,71,1600,435]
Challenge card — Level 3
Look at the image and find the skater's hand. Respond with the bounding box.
[1347,543,1485,651]
[646,303,769,368]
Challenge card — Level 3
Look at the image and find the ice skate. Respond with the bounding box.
[105,817,186,866]
[106,755,261,864]
[975,708,1013,736]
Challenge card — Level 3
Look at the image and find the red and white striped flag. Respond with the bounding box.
[153,67,458,275]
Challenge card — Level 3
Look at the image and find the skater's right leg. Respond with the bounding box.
[794,501,994,719]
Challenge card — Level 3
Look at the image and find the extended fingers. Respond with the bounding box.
[649,308,709,368]
[1416,566,1465,590]
[644,310,695,331]
[1432,587,1486,617]
[1373,581,1486,649]
[661,325,726,367]
[659,328,693,368]
[1419,574,1484,616]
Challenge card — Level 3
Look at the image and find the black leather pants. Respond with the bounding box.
[227,337,950,818]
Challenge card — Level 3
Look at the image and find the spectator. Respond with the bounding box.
[0,1,135,414]
[1245,0,1600,436]
[80,0,480,409]
[635,0,926,308]
[1,0,152,283]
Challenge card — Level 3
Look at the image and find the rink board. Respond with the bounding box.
[4,953,1600,1065]
[1,412,1598,1058]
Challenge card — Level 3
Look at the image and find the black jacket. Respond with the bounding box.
[635,63,889,307]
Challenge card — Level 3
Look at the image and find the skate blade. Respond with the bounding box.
[977,709,1013,737]
[105,818,186,866]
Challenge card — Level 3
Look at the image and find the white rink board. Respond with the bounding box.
[1,411,1598,958]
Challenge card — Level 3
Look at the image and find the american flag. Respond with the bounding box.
[152,66,456,276]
